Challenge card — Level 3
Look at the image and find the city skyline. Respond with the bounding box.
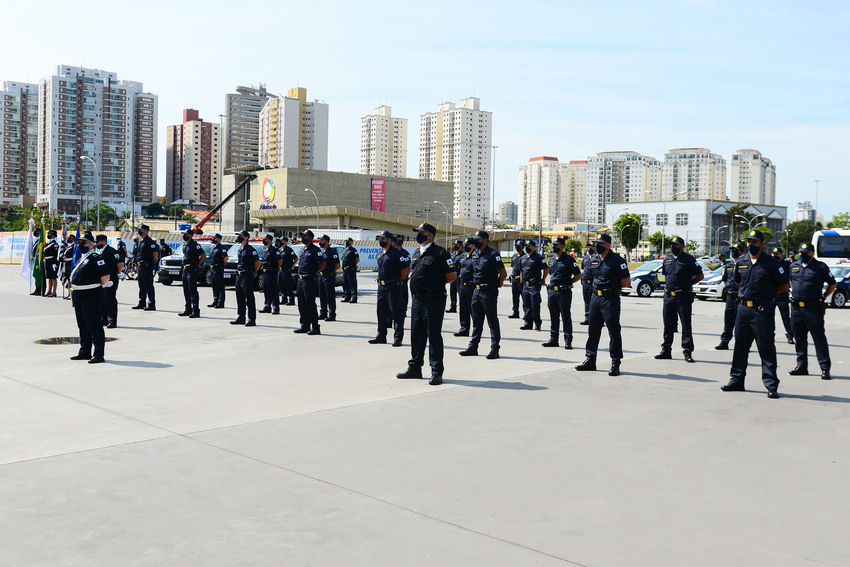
[1,1,846,219]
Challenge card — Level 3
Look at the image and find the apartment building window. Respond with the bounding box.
[676,213,688,226]
[656,213,668,226]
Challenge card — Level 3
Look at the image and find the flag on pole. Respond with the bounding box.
[19,218,35,282]
[33,225,45,292]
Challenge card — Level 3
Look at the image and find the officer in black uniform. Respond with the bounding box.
[208,234,228,308]
[293,229,325,335]
[132,224,159,311]
[61,234,77,299]
[520,239,548,331]
[542,237,582,349]
[259,234,282,315]
[396,222,455,385]
[453,238,476,337]
[508,238,525,319]
[721,229,789,399]
[446,241,463,313]
[716,245,742,350]
[460,230,507,359]
[43,230,60,297]
[95,235,124,328]
[575,234,631,376]
[230,229,260,327]
[394,235,411,317]
[178,230,205,318]
[370,231,411,346]
[341,237,360,303]
[277,236,298,306]
[579,244,597,325]
[68,231,111,364]
[788,242,836,380]
[317,235,339,322]
[655,236,704,362]
[772,247,794,344]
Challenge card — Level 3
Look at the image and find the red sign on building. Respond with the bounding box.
[371,178,385,212]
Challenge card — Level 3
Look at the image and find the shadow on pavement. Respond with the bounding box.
[106,360,173,368]
[774,393,850,404]
[626,371,715,383]
[448,379,548,391]
[113,326,166,331]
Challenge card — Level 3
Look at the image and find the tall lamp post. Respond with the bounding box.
[304,188,319,230]
[712,225,728,256]
[433,200,452,246]
[734,213,766,241]
[490,145,498,230]
[80,156,101,230]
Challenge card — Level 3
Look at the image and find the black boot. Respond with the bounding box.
[654,350,672,360]
[609,360,621,376]
[459,346,478,357]
[542,338,559,347]
[575,358,597,371]
[486,347,500,360]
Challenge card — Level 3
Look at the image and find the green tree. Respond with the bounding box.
[82,203,117,229]
[613,212,642,259]
[647,231,673,254]
[146,202,164,216]
[782,220,823,252]
[827,211,850,229]
[564,238,584,254]
[686,240,700,254]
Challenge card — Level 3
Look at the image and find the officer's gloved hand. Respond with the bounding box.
[117,272,126,280]
[102,280,114,288]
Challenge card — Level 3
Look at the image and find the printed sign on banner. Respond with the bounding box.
[371,178,385,213]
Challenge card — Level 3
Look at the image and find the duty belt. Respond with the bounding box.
[343,266,355,271]
[475,283,493,290]
[738,298,774,310]
[523,279,539,285]
[462,282,474,286]
[412,290,445,298]
[298,273,317,279]
[595,288,618,296]
[550,284,571,291]
[71,283,100,290]
[379,279,399,285]
[512,275,522,280]
[793,300,818,307]
[665,290,690,297]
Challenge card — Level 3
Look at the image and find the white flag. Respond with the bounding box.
[20,218,34,282]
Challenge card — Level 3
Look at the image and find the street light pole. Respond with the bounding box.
[734,213,767,241]
[713,225,728,256]
[80,156,100,230]
[490,145,498,230]
[433,200,451,246]
[304,188,319,231]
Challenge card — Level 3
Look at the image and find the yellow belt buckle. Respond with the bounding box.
[597,290,603,296]
[671,291,676,296]
[800,301,805,307]
[747,300,754,307]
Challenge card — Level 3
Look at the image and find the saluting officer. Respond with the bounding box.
[230,229,260,327]
[208,233,228,309]
[655,236,704,362]
[788,242,836,380]
[771,247,794,344]
[716,245,742,350]
[370,231,410,346]
[179,230,206,318]
[317,235,340,322]
[460,230,507,360]
[132,224,159,311]
[575,234,631,376]
[542,237,582,349]
[579,244,597,325]
[520,239,548,331]
[396,222,455,385]
[508,238,525,319]
[293,230,325,335]
[446,241,463,313]
[453,238,476,337]
[260,234,282,315]
[68,231,111,364]
[95,234,124,328]
[721,229,789,399]
[341,237,360,303]
[277,236,298,306]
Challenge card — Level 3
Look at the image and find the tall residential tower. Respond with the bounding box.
[729,148,775,205]
[0,81,38,206]
[259,87,328,170]
[360,105,407,177]
[166,109,220,205]
[223,85,270,171]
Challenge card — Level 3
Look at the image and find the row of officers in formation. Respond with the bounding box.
[64,224,836,396]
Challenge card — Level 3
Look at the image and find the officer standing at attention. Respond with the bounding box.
[317,235,340,322]
[43,230,60,297]
[259,234,282,315]
[508,238,525,319]
[370,231,410,346]
[68,231,111,364]
[520,239,548,331]
[178,230,205,318]
[460,230,507,359]
[208,234,228,309]
[340,237,360,303]
[396,222,455,385]
[446,241,463,313]
[95,235,124,328]
[293,230,325,335]
[716,245,741,350]
[788,242,836,380]
[575,234,631,376]
[721,229,789,399]
[277,236,298,306]
[542,237,582,349]
[453,238,476,337]
[655,236,704,362]
[579,244,597,325]
[772,247,794,344]
[393,235,412,318]
[61,234,77,298]
[230,229,260,327]
[132,224,159,311]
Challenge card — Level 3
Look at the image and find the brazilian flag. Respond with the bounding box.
[33,226,45,292]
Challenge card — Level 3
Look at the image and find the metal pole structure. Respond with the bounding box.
[814,179,820,218]
[305,188,319,231]
[713,225,728,256]
[433,200,451,246]
[490,145,498,230]
[289,205,301,236]
[80,156,100,230]
[734,213,766,242]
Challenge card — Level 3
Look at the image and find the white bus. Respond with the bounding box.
[812,229,850,266]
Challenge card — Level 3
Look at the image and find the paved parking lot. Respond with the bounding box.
[2,265,849,566]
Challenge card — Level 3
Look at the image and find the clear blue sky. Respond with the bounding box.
[4,0,848,219]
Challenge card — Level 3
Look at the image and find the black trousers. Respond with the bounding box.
[279,269,294,302]
[235,273,256,322]
[73,287,105,358]
[791,303,830,371]
[719,292,738,343]
[661,293,694,354]
[448,279,458,309]
[319,274,336,317]
[777,292,792,339]
[211,267,225,307]
[297,276,319,329]
[182,267,200,313]
[401,280,409,314]
[469,288,500,349]
[263,270,279,310]
[458,283,474,332]
[581,284,592,321]
[343,268,357,300]
[376,283,404,342]
[729,303,779,391]
[511,276,523,315]
[101,280,118,324]
[547,287,573,341]
[408,294,447,376]
[522,284,542,326]
[137,265,155,306]
[584,293,623,360]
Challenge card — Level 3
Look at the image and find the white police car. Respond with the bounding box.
[694,266,726,300]
[627,259,713,298]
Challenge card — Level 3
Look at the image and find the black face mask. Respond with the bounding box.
[213,240,220,245]
[553,245,562,254]
[301,237,310,245]
[597,245,608,254]
[588,248,596,255]
[236,236,244,244]
[670,245,682,255]
[731,250,741,259]
[525,246,533,254]
[183,235,191,242]
[516,246,524,252]
[464,245,473,253]
[416,233,428,244]
[454,246,460,251]
[263,240,271,247]
[474,240,485,249]
[379,239,389,249]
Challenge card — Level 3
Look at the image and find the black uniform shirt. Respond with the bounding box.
[409,243,452,295]
[520,251,546,282]
[789,259,835,301]
[581,253,597,287]
[774,257,792,296]
[319,247,338,276]
[510,251,525,277]
[183,239,204,268]
[721,259,739,294]
[297,243,322,274]
[209,243,227,269]
[279,245,297,271]
[450,249,464,273]
[70,251,109,286]
[459,252,475,284]
[43,240,59,262]
[472,246,503,286]
[99,244,122,282]
[237,244,259,272]
[138,236,159,265]
[377,247,403,281]
[590,252,630,290]
[261,245,279,271]
[341,246,359,269]
[399,248,411,281]
[549,253,581,286]
[661,251,702,291]
[734,254,788,302]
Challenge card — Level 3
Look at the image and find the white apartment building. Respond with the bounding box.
[166,109,220,206]
[729,148,775,205]
[0,81,38,206]
[361,105,407,177]
[584,151,661,224]
[419,97,492,223]
[661,148,726,201]
[36,65,158,214]
[223,85,270,171]
[498,200,518,224]
[563,160,587,223]
[794,201,815,222]
[259,87,328,170]
[517,157,587,229]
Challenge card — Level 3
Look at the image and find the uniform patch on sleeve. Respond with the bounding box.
[97,260,105,266]
[779,267,785,274]
[447,259,453,266]
[620,263,627,269]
